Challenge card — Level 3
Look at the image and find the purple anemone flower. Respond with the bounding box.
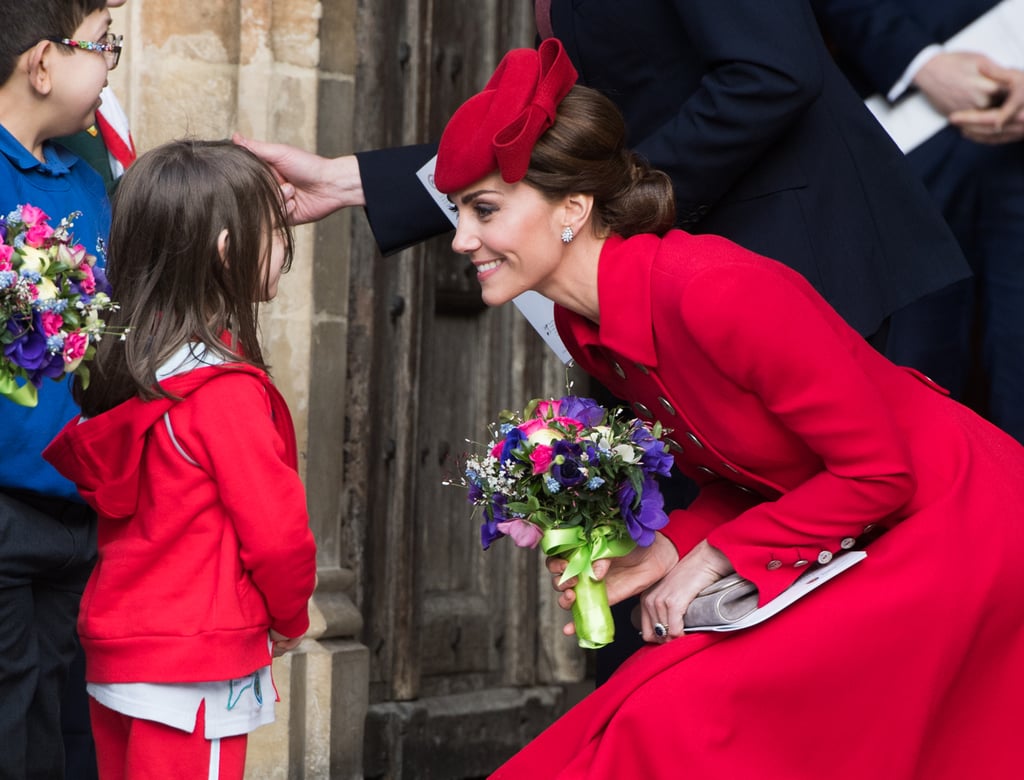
[617,476,669,546]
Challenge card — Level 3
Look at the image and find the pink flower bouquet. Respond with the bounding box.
[462,396,673,649]
[0,204,117,407]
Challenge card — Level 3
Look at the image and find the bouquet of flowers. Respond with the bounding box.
[462,396,674,649]
[0,204,116,407]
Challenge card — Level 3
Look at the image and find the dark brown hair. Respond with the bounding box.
[0,0,106,86]
[524,86,676,237]
[75,139,294,417]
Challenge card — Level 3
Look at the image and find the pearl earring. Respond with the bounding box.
[561,226,575,244]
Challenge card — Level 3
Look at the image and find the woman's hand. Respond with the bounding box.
[547,533,679,637]
[232,134,365,224]
[638,539,734,641]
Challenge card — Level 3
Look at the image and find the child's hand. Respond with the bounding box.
[270,629,304,657]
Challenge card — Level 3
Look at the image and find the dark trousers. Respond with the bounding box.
[0,491,96,780]
[890,131,1024,444]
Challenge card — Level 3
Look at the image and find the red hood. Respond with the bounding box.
[43,363,272,520]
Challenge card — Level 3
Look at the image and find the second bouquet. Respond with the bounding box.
[463,396,674,649]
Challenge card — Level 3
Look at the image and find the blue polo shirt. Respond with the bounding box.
[0,122,111,500]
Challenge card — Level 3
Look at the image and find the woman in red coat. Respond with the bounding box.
[433,40,1024,779]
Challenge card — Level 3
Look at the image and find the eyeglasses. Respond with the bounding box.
[46,33,123,70]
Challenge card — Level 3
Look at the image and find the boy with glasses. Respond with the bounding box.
[0,1,118,777]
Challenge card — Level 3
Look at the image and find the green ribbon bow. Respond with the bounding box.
[542,525,637,650]
[0,374,39,407]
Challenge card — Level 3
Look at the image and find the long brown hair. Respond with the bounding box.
[75,139,294,417]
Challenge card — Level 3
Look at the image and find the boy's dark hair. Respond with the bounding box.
[76,139,296,417]
[0,0,107,86]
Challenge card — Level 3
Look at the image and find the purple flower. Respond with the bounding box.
[551,439,587,487]
[617,476,669,546]
[92,265,111,295]
[631,423,675,477]
[556,396,606,427]
[480,494,508,550]
[5,313,48,370]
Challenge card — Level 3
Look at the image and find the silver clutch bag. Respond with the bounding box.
[683,573,759,627]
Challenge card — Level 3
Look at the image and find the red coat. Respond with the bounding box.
[494,232,1024,779]
[44,362,317,684]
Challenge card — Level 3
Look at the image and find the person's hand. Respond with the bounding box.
[270,629,304,657]
[637,539,734,641]
[546,533,680,637]
[232,134,365,224]
[949,60,1024,144]
[912,51,1004,116]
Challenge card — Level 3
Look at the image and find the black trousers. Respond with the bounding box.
[0,491,96,780]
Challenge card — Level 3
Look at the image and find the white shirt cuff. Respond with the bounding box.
[887,44,944,102]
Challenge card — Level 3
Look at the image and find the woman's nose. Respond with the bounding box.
[451,221,479,255]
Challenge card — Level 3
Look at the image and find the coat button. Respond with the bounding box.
[634,362,650,375]
[840,537,856,550]
[817,550,833,565]
[685,432,704,449]
[766,560,782,570]
[610,360,626,378]
[794,559,809,568]
[721,462,739,474]
[696,466,718,477]
[664,437,684,454]
[863,523,877,533]
[735,484,756,495]
[658,396,676,415]
[633,402,653,419]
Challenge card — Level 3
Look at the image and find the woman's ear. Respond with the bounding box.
[563,192,595,237]
[217,229,230,264]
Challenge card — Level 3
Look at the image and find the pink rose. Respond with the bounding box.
[496,519,543,548]
[78,262,96,294]
[530,444,554,475]
[41,312,64,336]
[20,205,49,227]
[25,224,54,248]
[0,244,12,270]
[63,330,88,372]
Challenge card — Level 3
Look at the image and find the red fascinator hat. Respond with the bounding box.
[433,38,578,194]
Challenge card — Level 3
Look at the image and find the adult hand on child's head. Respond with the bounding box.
[232,134,365,225]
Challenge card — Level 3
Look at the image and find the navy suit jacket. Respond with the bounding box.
[358,0,969,337]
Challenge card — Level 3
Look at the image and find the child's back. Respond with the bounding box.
[44,139,316,779]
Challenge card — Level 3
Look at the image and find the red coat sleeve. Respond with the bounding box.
[678,264,916,602]
[174,372,317,638]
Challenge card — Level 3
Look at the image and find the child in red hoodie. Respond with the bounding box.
[44,139,317,779]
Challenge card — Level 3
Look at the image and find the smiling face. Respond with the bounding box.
[450,173,570,307]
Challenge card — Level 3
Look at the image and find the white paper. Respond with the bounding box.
[865,0,1024,153]
[684,550,867,633]
[416,155,573,364]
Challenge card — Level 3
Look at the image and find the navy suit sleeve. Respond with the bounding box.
[355,143,453,256]
[812,0,938,95]
[631,0,830,217]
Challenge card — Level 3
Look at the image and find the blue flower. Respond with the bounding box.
[497,427,527,465]
[586,476,605,490]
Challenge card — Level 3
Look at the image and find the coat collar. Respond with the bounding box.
[556,232,661,367]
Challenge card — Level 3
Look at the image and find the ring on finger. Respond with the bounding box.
[653,622,668,638]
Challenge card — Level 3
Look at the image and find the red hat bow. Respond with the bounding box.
[434,38,578,193]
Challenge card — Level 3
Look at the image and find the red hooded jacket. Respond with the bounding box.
[44,362,317,684]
